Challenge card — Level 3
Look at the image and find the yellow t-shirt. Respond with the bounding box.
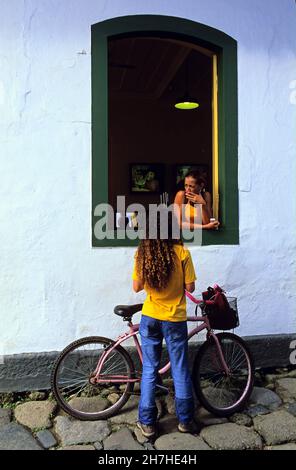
[132,244,197,322]
[184,202,202,224]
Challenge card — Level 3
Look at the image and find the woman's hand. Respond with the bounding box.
[185,191,206,205]
[204,220,220,230]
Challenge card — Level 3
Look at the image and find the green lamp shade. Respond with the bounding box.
[174,100,199,110]
[174,93,199,109]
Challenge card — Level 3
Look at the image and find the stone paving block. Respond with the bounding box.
[0,408,11,427]
[0,423,43,450]
[14,401,57,430]
[253,410,296,446]
[275,378,296,402]
[265,384,275,391]
[245,405,270,418]
[108,396,140,425]
[287,370,296,379]
[67,396,109,413]
[200,422,262,450]
[60,445,96,450]
[103,427,143,450]
[36,429,57,449]
[265,443,296,450]
[286,402,296,417]
[54,416,111,446]
[94,441,103,450]
[249,387,282,410]
[154,432,211,450]
[229,413,252,427]
[265,374,280,384]
[195,407,228,426]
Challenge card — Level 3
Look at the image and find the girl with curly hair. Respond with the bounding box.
[132,214,197,438]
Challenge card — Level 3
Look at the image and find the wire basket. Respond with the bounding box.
[227,297,240,328]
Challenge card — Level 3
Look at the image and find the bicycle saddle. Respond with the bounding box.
[114,303,143,318]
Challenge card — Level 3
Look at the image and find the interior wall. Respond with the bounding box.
[109,98,212,208]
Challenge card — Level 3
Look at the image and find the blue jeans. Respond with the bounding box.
[139,315,194,425]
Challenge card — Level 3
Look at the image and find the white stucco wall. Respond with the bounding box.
[0,0,295,356]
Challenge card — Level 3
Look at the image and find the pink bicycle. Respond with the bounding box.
[51,287,254,420]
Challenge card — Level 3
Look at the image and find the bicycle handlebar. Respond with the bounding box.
[185,290,215,306]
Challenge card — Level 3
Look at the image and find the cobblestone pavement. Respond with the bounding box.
[1,367,296,451]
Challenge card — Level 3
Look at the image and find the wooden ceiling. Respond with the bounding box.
[108,37,213,101]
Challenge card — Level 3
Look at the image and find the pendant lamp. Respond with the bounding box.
[174,56,199,110]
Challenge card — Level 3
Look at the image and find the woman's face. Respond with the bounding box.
[184,176,201,195]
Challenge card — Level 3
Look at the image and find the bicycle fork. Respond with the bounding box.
[208,332,231,376]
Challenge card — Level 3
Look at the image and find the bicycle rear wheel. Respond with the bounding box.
[51,336,135,420]
[192,332,254,417]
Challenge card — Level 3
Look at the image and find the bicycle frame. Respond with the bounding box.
[92,299,230,384]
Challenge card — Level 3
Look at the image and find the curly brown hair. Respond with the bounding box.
[135,238,182,291]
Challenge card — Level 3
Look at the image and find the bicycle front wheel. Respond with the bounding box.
[192,332,254,417]
[51,336,135,420]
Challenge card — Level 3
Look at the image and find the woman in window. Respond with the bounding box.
[174,171,219,230]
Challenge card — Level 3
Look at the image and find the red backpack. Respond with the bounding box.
[202,284,239,330]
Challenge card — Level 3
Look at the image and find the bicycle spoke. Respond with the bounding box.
[229,350,247,370]
[60,381,88,396]
[102,356,125,375]
[58,377,88,387]
[60,366,90,377]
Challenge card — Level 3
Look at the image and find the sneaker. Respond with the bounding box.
[178,421,198,434]
[137,421,156,438]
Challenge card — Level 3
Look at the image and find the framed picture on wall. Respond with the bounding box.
[130,163,164,193]
[175,164,210,188]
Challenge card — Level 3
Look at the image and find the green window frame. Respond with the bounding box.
[92,15,238,247]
